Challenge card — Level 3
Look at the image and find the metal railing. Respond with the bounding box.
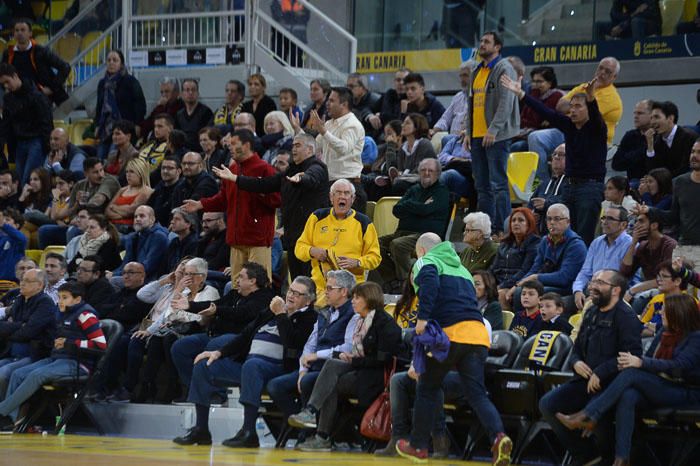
[252,0,356,81]
[66,22,123,92]
[130,10,246,50]
[46,0,103,49]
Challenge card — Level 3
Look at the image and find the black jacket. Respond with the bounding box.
[189,286,275,336]
[148,179,182,227]
[176,103,214,151]
[236,156,329,249]
[611,128,648,181]
[0,291,56,360]
[403,92,446,128]
[171,171,219,208]
[165,232,199,274]
[242,95,277,137]
[646,126,699,177]
[353,91,383,137]
[219,305,318,372]
[83,277,116,317]
[0,80,53,144]
[2,42,71,105]
[95,73,147,126]
[489,234,541,288]
[68,238,122,274]
[380,88,404,125]
[570,300,642,385]
[98,286,151,333]
[196,229,229,271]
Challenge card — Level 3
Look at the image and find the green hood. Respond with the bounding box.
[412,241,473,291]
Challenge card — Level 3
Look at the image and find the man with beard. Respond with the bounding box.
[196,212,229,272]
[539,269,642,466]
[112,205,169,281]
[147,155,183,227]
[374,158,450,291]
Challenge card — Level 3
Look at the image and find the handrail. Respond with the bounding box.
[131,10,245,21]
[46,0,103,48]
[69,22,121,67]
[294,0,356,71]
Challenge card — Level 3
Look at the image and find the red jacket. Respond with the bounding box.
[520,88,564,130]
[200,154,281,247]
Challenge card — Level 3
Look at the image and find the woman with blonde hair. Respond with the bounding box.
[241,73,277,136]
[106,158,154,232]
[261,110,294,164]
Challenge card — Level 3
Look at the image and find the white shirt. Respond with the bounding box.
[646,125,678,157]
[315,112,365,180]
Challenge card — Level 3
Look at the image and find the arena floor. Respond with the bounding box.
[0,434,492,465]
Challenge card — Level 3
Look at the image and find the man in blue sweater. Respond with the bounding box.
[111,205,169,281]
[0,209,27,282]
[395,233,512,465]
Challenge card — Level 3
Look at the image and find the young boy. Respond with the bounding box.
[0,282,106,429]
[510,279,544,338]
[539,292,573,335]
[279,88,302,120]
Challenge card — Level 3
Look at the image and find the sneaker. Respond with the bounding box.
[0,415,15,434]
[395,439,428,463]
[491,432,512,466]
[288,408,317,429]
[297,434,331,452]
[432,433,450,458]
[374,437,398,456]
[107,387,132,403]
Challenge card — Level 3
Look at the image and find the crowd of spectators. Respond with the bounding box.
[1,15,700,466]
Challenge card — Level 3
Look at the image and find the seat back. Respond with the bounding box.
[501,310,515,330]
[47,0,74,21]
[71,119,94,146]
[513,331,574,371]
[25,249,43,265]
[487,330,523,369]
[507,151,539,203]
[661,0,686,35]
[81,31,112,66]
[56,33,82,63]
[373,196,400,237]
[92,319,124,373]
[40,246,66,268]
[365,201,376,221]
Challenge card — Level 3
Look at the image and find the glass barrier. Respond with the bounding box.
[354,0,700,53]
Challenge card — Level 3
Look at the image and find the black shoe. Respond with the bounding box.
[0,415,15,433]
[173,426,213,445]
[107,387,131,403]
[222,428,259,448]
[132,383,156,404]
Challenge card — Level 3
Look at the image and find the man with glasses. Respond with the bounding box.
[175,78,213,152]
[267,270,357,424]
[171,152,218,210]
[197,212,229,273]
[0,269,56,399]
[529,144,568,234]
[295,179,381,306]
[346,73,382,139]
[169,262,275,405]
[540,269,641,466]
[507,204,587,311]
[75,255,115,316]
[572,205,633,311]
[430,61,474,147]
[147,155,183,227]
[173,274,316,448]
[165,208,199,275]
[140,77,183,141]
[0,258,37,308]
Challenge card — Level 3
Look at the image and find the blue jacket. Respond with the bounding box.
[526,227,587,290]
[412,320,450,375]
[644,330,700,385]
[0,292,57,360]
[115,223,169,280]
[0,224,27,281]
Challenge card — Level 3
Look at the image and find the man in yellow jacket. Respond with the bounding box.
[295,179,381,306]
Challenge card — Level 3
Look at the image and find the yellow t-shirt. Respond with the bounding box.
[564,83,623,144]
[443,320,490,348]
[471,66,490,138]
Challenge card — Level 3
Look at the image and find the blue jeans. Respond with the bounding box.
[15,138,44,185]
[470,137,510,233]
[440,168,474,199]
[584,368,700,460]
[527,128,564,187]
[267,369,320,416]
[0,357,32,399]
[188,356,284,409]
[170,333,237,387]
[125,336,147,391]
[410,342,504,449]
[272,237,283,276]
[0,358,86,419]
[563,180,605,246]
[38,225,69,248]
[390,370,463,438]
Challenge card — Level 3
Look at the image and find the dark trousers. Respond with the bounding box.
[306,359,360,435]
[410,342,504,449]
[563,180,604,245]
[267,369,320,417]
[170,333,237,387]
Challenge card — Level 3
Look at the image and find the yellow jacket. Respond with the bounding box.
[295,208,381,306]
[565,83,622,144]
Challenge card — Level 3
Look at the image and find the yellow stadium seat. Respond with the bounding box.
[25,249,43,266]
[373,196,400,237]
[365,201,376,221]
[34,34,49,46]
[47,0,75,21]
[568,313,582,328]
[502,310,515,330]
[31,1,48,19]
[70,119,93,145]
[384,303,396,318]
[80,31,112,66]
[40,246,67,268]
[661,0,686,35]
[55,33,82,63]
[507,151,539,204]
[0,38,6,58]
[53,120,69,132]
[683,0,698,20]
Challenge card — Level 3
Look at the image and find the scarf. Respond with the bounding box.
[78,231,110,258]
[655,330,683,360]
[98,68,126,139]
[351,310,376,358]
[477,297,488,314]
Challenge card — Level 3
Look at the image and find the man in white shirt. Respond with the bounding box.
[645,100,699,177]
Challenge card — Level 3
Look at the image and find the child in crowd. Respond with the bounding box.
[539,292,573,335]
[510,279,544,338]
[279,88,302,120]
[0,282,106,429]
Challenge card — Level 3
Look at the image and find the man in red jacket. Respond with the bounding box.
[182,129,281,281]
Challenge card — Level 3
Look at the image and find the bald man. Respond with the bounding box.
[113,206,169,280]
[44,127,87,175]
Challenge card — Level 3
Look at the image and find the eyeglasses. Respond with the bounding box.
[657,273,673,280]
[123,270,144,275]
[464,228,482,233]
[77,267,95,273]
[326,285,343,291]
[600,216,622,223]
[590,278,614,287]
[546,216,568,223]
[184,272,205,277]
[287,289,308,298]
[181,161,199,166]
[551,153,565,159]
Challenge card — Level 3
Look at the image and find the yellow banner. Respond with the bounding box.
[356,49,469,73]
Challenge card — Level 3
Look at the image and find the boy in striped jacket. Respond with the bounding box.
[0,281,106,430]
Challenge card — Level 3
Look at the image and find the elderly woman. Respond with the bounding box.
[261,111,295,165]
[460,212,498,273]
[173,276,317,448]
[288,282,404,451]
[123,257,220,403]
